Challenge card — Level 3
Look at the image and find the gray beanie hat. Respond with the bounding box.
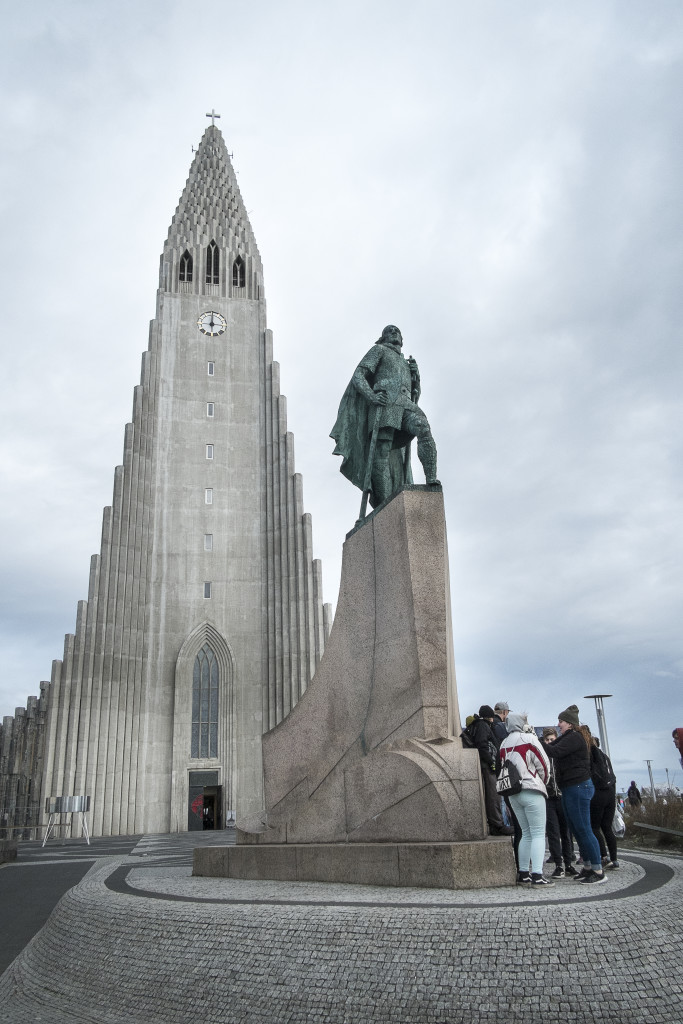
[558,704,580,728]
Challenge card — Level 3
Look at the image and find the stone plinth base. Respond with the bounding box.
[193,839,516,890]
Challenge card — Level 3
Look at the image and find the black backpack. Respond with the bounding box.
[461,720,498,768]
[591,745,617,790]
[461,725,476,749]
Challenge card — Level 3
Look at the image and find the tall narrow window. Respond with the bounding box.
[191,644,218,757]
[206,444,214,460]
[204,534,213,551]
[207,361,215,377]
[203,581,212,599]
[179,249,193,282]
[232,255,245,288]
[206,240,220,285]
[205,488,213,504]
[207,403,214,418]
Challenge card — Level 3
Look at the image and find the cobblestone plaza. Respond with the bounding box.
[1,840,681,1023]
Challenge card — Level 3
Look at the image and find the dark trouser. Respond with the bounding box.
[481,764,504,829]
[546,796,574,866]
[590,785,617,862]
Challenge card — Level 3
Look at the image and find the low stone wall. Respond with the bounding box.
[0,839,17,864]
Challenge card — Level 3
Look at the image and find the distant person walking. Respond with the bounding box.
[499,713,552,886]
[543,705,606,885]
[627,781,642,808]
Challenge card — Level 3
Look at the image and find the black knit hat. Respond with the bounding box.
[478,705,495,719]
[558,704,580,728]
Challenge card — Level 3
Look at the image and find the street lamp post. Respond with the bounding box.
[584,694,612,759]
[645,759,657,802]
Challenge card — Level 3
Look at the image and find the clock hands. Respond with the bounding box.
[197,311,226,336]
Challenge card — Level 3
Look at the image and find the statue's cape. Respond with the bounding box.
[330,381,412,509]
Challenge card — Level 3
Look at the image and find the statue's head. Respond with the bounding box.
[378,325,402,348]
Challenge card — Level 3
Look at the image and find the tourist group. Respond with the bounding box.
[464,702,619,887]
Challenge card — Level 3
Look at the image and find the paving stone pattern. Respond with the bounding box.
[0,852,681,1023]
[126,860,644,904]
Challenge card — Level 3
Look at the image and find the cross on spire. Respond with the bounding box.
[206,109,221,126]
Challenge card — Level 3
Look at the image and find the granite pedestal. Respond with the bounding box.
[195,487,514,888]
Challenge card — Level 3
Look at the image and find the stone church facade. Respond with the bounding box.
[0,124,330,838]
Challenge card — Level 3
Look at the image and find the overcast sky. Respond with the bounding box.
[1,1,681,793]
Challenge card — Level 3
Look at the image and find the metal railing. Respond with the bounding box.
[633,821,683,838]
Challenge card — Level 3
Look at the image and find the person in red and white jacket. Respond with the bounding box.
[499,712,552,886]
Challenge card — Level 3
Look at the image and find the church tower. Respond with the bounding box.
[37,123,330,836]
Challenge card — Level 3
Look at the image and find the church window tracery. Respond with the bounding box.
[232,255,245,288]
[179,250,193,282]
[206,241,220,285]
[191,643,218,757]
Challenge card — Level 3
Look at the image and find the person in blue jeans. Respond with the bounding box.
[499,712,552,886]
[542,704,606,884]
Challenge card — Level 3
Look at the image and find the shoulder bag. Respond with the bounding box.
[496,754,523,795]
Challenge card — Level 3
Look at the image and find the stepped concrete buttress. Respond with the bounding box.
[194,488,516,888]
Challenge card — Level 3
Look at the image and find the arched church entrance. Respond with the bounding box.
[172,622,236,833]
[187,770,222,832]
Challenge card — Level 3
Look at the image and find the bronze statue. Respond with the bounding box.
[331,325,439,515]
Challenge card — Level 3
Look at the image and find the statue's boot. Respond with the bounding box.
[418,436,441,486]
[371,454,393,505]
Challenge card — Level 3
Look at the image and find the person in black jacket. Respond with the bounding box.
[470,706,514,836]
[542,704,606,885]
[492,702,510,744]
[541,726,577,878]
[587,733,619,869]
[491,700,518,837]
[627,781,642,807]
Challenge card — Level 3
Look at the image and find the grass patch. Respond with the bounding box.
[623,788,683,851]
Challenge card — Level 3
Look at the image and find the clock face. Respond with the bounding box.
[197,311,227,336]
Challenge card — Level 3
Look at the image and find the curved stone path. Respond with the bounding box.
[1,851,681,1023]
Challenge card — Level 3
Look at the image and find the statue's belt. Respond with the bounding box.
[373,381,411,403]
